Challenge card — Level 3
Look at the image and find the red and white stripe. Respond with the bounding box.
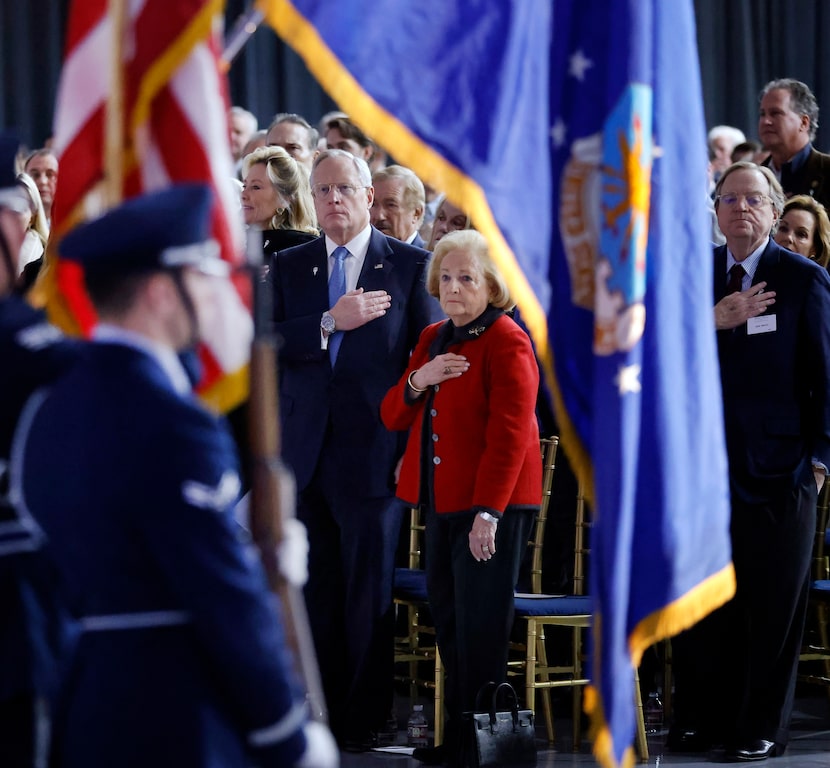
[50,0,251,407]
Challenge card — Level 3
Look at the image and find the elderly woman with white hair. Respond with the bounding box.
[382,229,541,767]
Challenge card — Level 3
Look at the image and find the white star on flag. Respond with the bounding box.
[615,364,642,395]
[569,49,593,81]
[550,117,567,147]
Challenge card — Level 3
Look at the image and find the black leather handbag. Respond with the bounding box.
[462,682,537,767]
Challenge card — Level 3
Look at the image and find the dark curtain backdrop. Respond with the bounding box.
[2,1,829,151]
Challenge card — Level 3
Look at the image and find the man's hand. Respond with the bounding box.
[329,288,391,331]
[714,281,776,330]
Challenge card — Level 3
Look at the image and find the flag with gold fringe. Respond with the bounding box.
[34,0,251,412]
[259,1,736,765]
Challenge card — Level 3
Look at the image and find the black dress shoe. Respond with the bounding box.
[724,739,781,762]
[412,744,446,765]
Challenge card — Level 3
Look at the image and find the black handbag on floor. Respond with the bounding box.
[462,682,537,767]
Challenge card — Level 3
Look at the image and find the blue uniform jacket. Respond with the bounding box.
[14,342,308,768]
[0,296,79,703]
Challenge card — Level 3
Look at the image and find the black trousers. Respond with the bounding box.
[672,475,815,747]
[298,448,403,739]
[424,507,534,750]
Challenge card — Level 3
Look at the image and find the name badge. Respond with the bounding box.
[747,314,776,335]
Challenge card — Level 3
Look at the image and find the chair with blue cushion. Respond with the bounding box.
[392,505,444,743]
[511,470,648,760]
[798,481,830,694]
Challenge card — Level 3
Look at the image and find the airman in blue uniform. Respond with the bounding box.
[11,184,337,768]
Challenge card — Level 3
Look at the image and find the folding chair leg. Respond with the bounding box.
[534,622,556,744]
[434,646,443,745]
[633,670,649,762]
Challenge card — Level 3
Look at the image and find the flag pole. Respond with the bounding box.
[220,6,264,71]
[245,230,328,724]
[105,0,127,206]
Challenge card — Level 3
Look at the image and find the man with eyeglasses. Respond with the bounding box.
[268,148,442,752]
[670,161,830,762]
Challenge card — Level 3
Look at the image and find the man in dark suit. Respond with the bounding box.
[269,149,442,750]
[13,185,336,768]
[760,78,830,209]
[671,161,830,762]
[370,165,427,248]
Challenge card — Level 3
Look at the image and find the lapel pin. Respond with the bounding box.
[312,266,319,276]
[374,263,383,269]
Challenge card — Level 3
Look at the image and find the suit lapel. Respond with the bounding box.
[752,239,781,287]
[714,244,728,302]
[357,228,395,291]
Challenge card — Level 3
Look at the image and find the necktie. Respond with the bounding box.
[727,263,745,294]
[328,246,349,365]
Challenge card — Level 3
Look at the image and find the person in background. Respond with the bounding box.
[237,130,268,178]
[671,162,830,762]
[773,193,830,268]
[324,115,375,165]
[13,183,337,768]
[427,197,473,250]
[266,113,319,175]
[241,145,319,255]
[759,78,830,208]
[708,125,747,182]
[370,165,425,247]
[22,149,58,227]
[14,173,48,276]
[268,149,441,752]
[381,229,541,768]
[229,106,258,165]
[731,139,763,164]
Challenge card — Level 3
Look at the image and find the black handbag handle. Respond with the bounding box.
[474,681,522,727]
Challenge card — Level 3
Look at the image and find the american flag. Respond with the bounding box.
[36,0,252,412]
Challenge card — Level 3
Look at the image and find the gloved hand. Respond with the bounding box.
[296,720,339,768]
[277,517,309,588]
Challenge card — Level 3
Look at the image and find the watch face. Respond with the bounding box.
[321,313,336,333]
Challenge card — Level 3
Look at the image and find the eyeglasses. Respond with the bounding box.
[716,192,770,208]
[311,183,367,199]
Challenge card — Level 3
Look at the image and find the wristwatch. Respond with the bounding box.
[321,311,336,336]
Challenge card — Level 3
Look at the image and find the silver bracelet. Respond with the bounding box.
[478,511,499,525]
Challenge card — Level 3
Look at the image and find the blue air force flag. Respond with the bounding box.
[258,2,735,766]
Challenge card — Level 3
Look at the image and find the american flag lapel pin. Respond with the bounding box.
[374,263,383,269]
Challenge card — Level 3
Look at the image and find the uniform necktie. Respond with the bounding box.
[328,246,349,365]
[727,263,745,294]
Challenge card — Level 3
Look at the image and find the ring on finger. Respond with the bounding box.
[443,366,452,375]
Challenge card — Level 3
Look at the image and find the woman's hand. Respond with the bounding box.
[408,353,470,391]
[469,514,497,562]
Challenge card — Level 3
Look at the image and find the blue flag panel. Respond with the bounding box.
[260,2,735,765]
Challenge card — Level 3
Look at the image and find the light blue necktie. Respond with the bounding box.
[328,246,349,365]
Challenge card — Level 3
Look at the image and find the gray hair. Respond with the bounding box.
[760,78,819,141]
[311,148,372,187]
[229,106,258,133]
[714,161,785,233]
[372,165,425,213]
[267,112,318,150]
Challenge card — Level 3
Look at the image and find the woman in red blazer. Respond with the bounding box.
[381,229,541,767]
